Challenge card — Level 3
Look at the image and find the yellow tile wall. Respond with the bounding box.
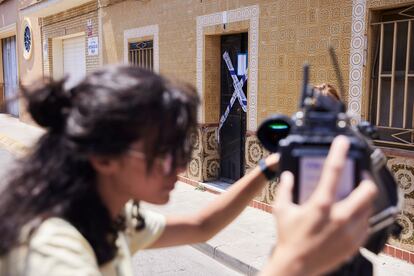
[204,35,221,124]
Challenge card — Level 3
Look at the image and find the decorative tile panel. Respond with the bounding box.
[191,127,202,156]
[245,133,278,204]
[201,126,220,181]
[203,155,220,181]
[186,125,220,182]
[188,156,202,181]
[387,157,414,252]
[202,127,219,156]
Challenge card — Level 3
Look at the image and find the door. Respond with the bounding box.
[219,33,248,183]
[63,36,86,89]
[2,36,19,117]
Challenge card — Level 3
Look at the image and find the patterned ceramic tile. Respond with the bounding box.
[387,157,414,251]
[245,133,278,204]
[348,0,366,120]
[188,155,202,181]
[191,128,202,155]
[202,126,219,156]
[187,125,220,182]
[203,155,220,181]
[245,135,267,169]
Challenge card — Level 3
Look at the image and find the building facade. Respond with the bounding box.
[9,0,414,260]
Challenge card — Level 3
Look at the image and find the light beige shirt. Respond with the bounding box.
[0,203,166,276]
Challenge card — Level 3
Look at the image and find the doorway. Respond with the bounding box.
[1,36,19,117]
[219,33,248,183]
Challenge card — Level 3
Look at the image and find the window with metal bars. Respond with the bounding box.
[370,6,414,150]
[128,40,153,71]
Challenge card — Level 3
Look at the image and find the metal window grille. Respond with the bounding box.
[128,40,153,71]
[370,8,414,149]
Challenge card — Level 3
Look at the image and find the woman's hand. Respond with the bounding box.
[261,136,378,276]
[263,153,280,174]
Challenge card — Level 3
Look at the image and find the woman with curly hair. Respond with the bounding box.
[0,65,376,275]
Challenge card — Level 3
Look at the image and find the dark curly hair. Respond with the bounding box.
[0,65,199,265]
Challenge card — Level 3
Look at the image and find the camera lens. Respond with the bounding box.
[257,116,291,152]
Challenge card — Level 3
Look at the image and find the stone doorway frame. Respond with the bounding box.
[196,5,259,131]
[348,0,366,120]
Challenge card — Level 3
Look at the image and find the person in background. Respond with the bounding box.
[314,83,341,101]
[0,65,376,275]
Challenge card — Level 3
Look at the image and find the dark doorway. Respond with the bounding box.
[1,36,19,117]
[219,33,248,183]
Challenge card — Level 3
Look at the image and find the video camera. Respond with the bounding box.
[257,48,402,275]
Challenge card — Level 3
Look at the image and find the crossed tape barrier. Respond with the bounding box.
[217,51,248,142]
[223,51,248,111]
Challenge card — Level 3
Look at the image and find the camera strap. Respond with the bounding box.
[258,159,279,181]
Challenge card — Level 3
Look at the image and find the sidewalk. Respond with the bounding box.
[142,183,414,276]
[0,114,413,275]
[141,183,273,275]
[0,114,44,155]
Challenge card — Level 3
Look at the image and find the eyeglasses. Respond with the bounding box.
[127,148,173,176]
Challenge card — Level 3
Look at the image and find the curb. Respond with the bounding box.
[178,175,274,213]
[192,243,259,276]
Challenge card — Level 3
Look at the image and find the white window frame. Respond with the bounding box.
[123,25,159,73]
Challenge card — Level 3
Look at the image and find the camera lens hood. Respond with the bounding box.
[257,115,292,153]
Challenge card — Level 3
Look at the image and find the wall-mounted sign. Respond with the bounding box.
[87,37,99,56]
[86,19,93,36]
[222,11,228,24]
[22,18,33,60]
[237,53,247,76]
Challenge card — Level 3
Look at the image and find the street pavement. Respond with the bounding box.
[133,246,241,275]
[0,113,414,275]
[0,148,14,175]
[0,148,15,192]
